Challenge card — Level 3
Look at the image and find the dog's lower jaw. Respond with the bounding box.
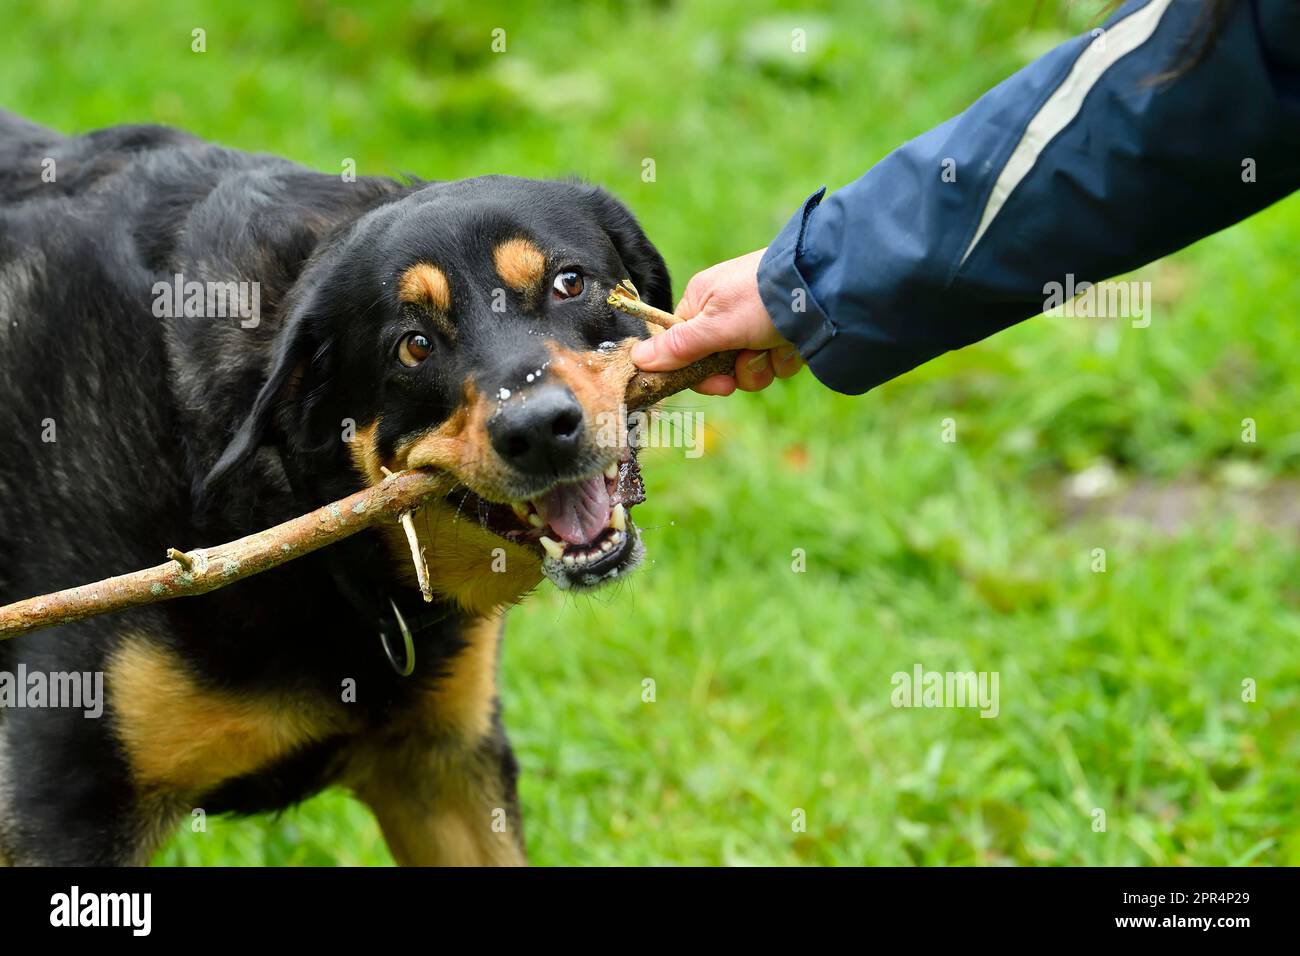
[541,522,644,591]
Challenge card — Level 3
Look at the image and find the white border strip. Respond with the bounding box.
[959,0,1176,266]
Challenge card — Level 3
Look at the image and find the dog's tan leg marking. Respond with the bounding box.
[355,747,525,867]
[109,638,348,795]
[421,614,504,742]
[350,616,525,866]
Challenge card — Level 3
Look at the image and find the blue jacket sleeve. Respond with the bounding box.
[757,0,1300,394]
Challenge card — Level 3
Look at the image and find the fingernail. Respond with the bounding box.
[774,346,798,366]
[746,352,770,373]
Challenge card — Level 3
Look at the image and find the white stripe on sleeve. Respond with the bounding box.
[959,0,1177,266]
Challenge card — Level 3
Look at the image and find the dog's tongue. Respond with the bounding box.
[535,476,611,546]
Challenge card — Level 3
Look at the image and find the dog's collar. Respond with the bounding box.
[377,589,456,677]
[379,597,416,676]
[273,448,454,677]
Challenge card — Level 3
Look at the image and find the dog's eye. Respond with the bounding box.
[552,270,584,300]
[398,332,432,367]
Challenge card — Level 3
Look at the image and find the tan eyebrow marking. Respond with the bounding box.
[492,238,546,292]
[398,263,455,338]
[398,263,452,312]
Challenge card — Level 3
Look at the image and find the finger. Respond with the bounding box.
[734,349,775,392]
[776,360,805,381]
[692,373,736,396]
[771,346,804,379]
[675,272,709,320]
[630,316,722,371]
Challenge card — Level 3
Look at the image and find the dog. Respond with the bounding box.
[0,110,671,865]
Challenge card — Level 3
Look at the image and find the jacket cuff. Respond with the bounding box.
[757,187,840,371]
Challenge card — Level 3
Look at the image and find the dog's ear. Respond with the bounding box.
[202,278,331,496]
[586,186,672,312]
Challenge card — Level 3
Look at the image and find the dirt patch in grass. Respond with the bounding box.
[1058,467,1300,537]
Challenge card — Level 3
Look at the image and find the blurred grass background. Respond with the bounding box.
[3,0,1297,865]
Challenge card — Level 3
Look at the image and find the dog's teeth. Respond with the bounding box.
[600,537,614,552]
[528,513,544,528]
[605,462,618,480]
[611,503,626,532]
[563,553,576,567]
[512,503,530,522]
[539,536,564,560]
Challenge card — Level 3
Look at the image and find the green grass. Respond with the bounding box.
[5,0,1297,865]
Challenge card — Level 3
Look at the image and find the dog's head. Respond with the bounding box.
[207,176,669,613]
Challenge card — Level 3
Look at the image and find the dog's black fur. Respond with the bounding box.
[0,111,670,865]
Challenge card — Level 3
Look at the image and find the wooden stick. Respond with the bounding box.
[623,349,740,408]
[607,282,740,409]
[0,297,740,640]
[0,469,451,641]
[381,465,433,603]
[609,280,682,329]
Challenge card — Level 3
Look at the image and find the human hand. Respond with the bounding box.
[629,248,805,395]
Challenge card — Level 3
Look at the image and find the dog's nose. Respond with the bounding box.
[488,385,585,475]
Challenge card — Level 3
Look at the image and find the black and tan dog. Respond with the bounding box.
[0,110,670,865]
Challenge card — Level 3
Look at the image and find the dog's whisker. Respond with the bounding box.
[451,486,469,524]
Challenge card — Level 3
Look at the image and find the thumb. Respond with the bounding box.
[630,315,726,371]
